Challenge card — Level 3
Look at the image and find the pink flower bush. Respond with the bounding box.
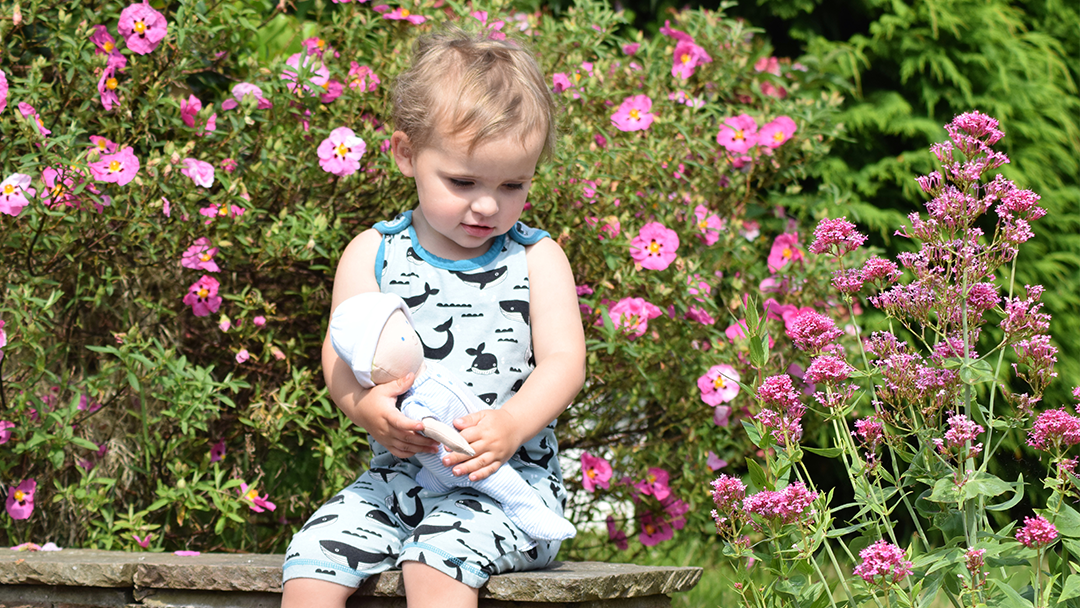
[716,114,757,154]
[89,147,140,186]
[1,174,35,216]
[348,63,380,92]
[606,297,662,339]
[181,237,220,272]
[221,83,272,110]
[5,479,36,520]
[767,232,804,273]
[671,39,711,79]
[180,158,215,188]
[118,1,168,55]
[239,482,276,513]
[580,452,613,492]
[183,275,222,317]
[697,364,740,405]
[638,512,674,546]
[853,540,913,584]
[629,222,679,270]
[757,116,797,148]
[1015,515,1057,549]
[611,94,655,132]
[18,103,51,136]
[318,127,367,176]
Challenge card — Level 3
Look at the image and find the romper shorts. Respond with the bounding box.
[282,454,564,589]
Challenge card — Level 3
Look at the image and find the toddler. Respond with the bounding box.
[281,24,586,608]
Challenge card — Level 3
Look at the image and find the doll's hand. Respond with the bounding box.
[357,373,439,459]
[443,409,522,482]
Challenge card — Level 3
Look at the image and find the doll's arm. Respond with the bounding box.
[400,387,475,456]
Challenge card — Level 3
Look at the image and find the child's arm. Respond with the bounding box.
[443,237,586,481]
[323,228,438,458]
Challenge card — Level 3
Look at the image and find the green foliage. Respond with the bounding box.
[1,0,842,553]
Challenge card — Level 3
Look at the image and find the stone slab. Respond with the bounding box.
[0,552,701,605]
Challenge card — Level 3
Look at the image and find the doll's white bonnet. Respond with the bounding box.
[329,292,414,388]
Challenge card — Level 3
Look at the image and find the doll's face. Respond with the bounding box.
[371,310,424,384]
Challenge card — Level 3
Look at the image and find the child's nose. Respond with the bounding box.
[470,194,498,216]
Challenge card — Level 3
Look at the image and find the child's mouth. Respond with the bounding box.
[462,224,494,237]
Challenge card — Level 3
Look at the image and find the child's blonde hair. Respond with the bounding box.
[392,25,557,160]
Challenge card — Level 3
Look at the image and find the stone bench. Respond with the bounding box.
[0,550,701,608]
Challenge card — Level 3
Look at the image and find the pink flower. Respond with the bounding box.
[90,136,118,154]
[693,205,724,245]
[0,70,8,115]
[180,158,215,188]
[1027,408,1080,451]
[754,56,781,75]
[787,310,843,355]
[659,20,694,42]
[809,217,866,256]
[1015,515,1057,549]
[18,102,51,136]
[767,232,804,273]
[706,452,728,471]
[89,147,140,186]
[863,256,902,285]
[710,474,746,515]
[611,95,655,132]
[220,158,237,173]
[606,297,662,339]
[239,482,276,513]
[235,349,250,364]
[853,540,913,584]
[636,468,671,501]
[622,42,640,55]
[713,405,732,427]
[318,127,367,176]
[638,512,674,546]
[698,364,741,405]
[199,203,245,222]
[253,316,266,326]
[743,482,818,524]
[5,479,36,520]
[174,550,201,556]
[629,222,679,270]
[183,275,222,317]
[671,40,711,79]
[1,174,35,217]
[320,79,344,104]
[717,114,758,154]
[181,237,220,272]
[606,516,629,550]
[0,421,14,444]
[804,356,854,385]
[581,452,613,492]
[760,82,787,99]
[179,96,216,136]
[221,82,272,110]
[133,534,152,548]
[97,67,120,110]
[118,2,168,55]
[382,7,426,24]
[347,63,380,92]
[552,73,573,94]
[89,25,118,55]
[210,440,226,463]
[281,53,330,96]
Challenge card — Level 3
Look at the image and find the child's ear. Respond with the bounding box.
[390,131,416,177]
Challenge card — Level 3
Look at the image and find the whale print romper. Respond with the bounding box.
[283,211,569,590]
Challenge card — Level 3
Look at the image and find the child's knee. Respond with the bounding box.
[402,560,479,608]
[281,577,355,608]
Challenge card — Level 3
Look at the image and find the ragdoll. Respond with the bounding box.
[330,292,575,541]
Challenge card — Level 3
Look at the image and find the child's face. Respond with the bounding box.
[392,126,544,261]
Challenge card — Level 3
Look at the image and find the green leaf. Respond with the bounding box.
[962,472,1013,501]
[990,579,1034,608]
[747,459,769,492]
[928,476,960,503]
[803,445,844,458]
[742,419,763,448]
[1043,504,1080,538]
[69,437,100,451]
[1059,574,1080,603]
[986,474,1025,512]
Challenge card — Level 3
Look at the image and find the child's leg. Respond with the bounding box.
[281,577,355,608]
[402,561,480,608]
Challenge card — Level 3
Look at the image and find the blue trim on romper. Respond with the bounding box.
[400,541,490,581]
[282,557,371,581]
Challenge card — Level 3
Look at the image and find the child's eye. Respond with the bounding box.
[503,183,525,191]
[448,178,473,188]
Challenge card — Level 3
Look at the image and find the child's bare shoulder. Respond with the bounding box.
[332,228,383,309]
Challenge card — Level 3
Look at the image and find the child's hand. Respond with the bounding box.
[357,373,439,459]
[443,408,522,482]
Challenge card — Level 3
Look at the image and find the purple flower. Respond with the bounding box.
[831,268,864,294]
[0,420,14,444]
[1028,408,1080,451]
[1015,515,1057,549]
[89,25,118,55]
[183,275,222,317]
[118,2,168,55]
[862,256,902,285]
[710,474,746,514]
[281,53,330,96]
[611,95,655,132]
[638,512,673,546]
[606,297,662,339]
[706,452,728,471]
[239,482,276,513]
[853,540,912,584]
[97,67,120,110]
[804,356,854,385]
[743,482,818,524]
[606,515,628,550]
[317,127,367,176]
[348,63,380,92]
[0,70,8,115]
[5,479,36,520]
[210,439,226,462]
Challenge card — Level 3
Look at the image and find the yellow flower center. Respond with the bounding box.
[245,488,259,501]
[316,38,325,49]
[782,247,792,259]
[714,376,727,390]
[199,252,212,262]
[321,81,330,90]
[197,287,209,298]
[698,219,708,230]
[14,490,25,502]
[586,469,597,479]
[36,117,44,127]
[2,185,13,195]
[773,131,785,143]
[734,129,744,141]
[647,240,660,254]
[629,109,640,120]
[647,474,657,483]
[218,206,228,216]
[400,9,410,17]
[336,142,349,157]
[134,20,146,34]
[681,53,691,64]
[104,41,115,52]
[108,160,121,172]
[644,522,656,535]
[97,140,108,150]
[106,77,119,90]
[52,184,65,197]
[574,72,582,83]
